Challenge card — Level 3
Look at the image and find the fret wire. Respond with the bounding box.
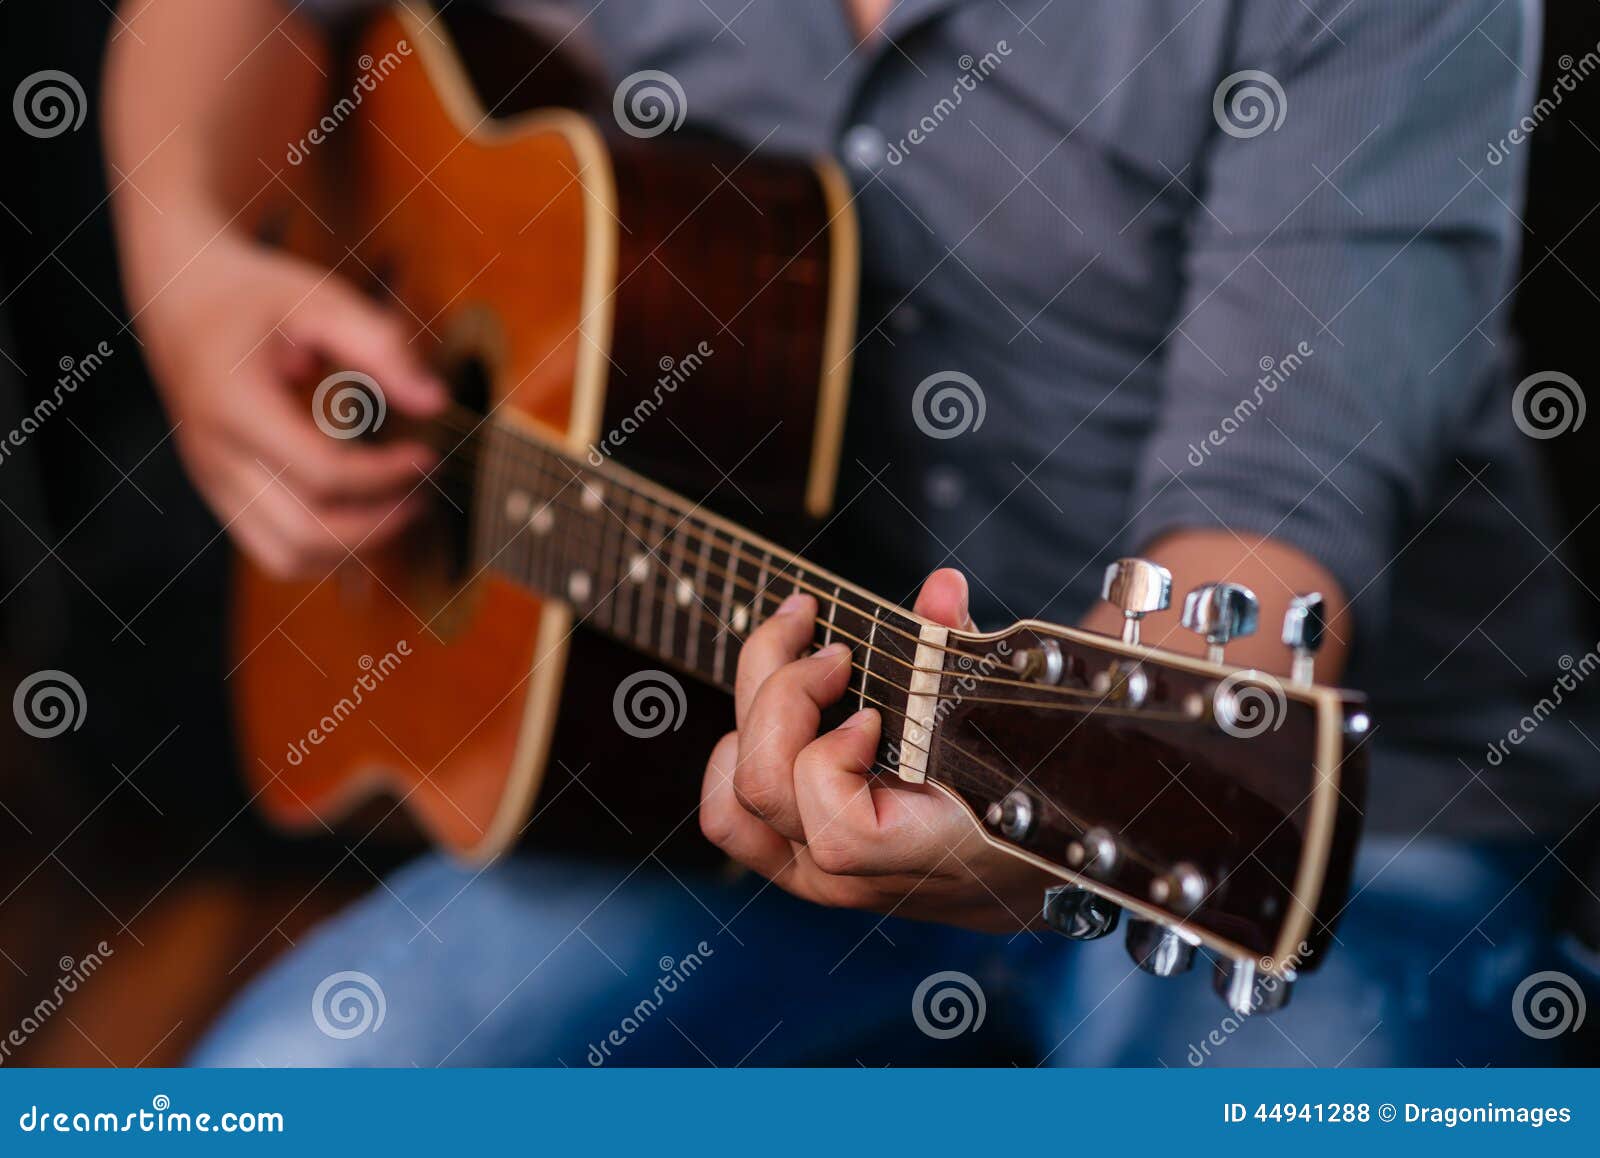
[410,418,928,657]
[714,532,737,685]
[859,606,879,713]
[608,481,632,637]
[595,479,620,633]
[477,473,970,698]
[454,431,1181,842]
[488,546,1138,839]
[482,465,948,693]
[431,421,1174,859]
[474,423,1128,701]
[479,429,925,645]
[688,523,714,672]
[612,482,641,644]
[507,506,1167,722]
[754,549,772,634]
[664,510,687,659]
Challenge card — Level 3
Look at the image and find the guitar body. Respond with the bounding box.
[233,5,856,860]
[228,4,1366,982]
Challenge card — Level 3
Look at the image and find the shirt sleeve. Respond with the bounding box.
[1125,0,1538,649]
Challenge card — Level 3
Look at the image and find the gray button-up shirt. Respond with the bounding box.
[309,0,1594,839]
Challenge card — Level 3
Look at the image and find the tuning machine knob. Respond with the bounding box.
[1213,957,1296,1016]
[1042,885,1121,941]
[1181,582,1259,664]
[1101,558,1172,646]
[1281,592,1326,686]
[1126,919,1197,977]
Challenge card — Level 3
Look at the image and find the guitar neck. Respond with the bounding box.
[472,420,937,780]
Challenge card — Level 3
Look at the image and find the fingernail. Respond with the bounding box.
[778,593,810,616]
[953,570,973,628]
[814,642,849,660]
[841,708,877,730]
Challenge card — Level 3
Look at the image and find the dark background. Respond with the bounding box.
[0,2,1597,1064]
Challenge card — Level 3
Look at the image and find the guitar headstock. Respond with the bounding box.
[922,560,1366,1014]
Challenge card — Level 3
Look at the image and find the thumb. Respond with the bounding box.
[286,276,447,417]
[913,568,974,630]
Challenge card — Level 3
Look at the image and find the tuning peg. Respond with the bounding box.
[1180,582,1259,663]
[1281,592,1326,686]
[1043,885,1121,941]
[1126,919,1197,977]
[1101,558,1172,646]
[1213,957,1296,1016]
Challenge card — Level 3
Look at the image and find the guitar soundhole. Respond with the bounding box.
[394,352,491,636]
[436,354,492,586]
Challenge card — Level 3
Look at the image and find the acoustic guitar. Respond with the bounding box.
[232,2,1367,1011]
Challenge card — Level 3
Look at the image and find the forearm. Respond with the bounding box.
[1080,529,1350,681]
[104,0,328,313]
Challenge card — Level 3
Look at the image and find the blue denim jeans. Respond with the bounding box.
[190,838,1593,1067]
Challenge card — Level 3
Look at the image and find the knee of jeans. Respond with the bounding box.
[190,1011,361,1068]
[190,991,429,1068]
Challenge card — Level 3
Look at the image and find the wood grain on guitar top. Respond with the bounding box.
[232,4,854,859]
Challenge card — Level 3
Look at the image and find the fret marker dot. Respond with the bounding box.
[529,507,554,536]
[732,605,750,633]
[505,490,531,522]
[567,571,592,603]
[675,579,694,607]
[627,553,650,582]
[580,482,604,511]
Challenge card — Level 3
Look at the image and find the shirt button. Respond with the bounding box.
[890,304,922,334]
[926,466,964,509]
[841,124,887,173]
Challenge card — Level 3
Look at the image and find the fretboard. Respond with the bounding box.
[471,421,931,776]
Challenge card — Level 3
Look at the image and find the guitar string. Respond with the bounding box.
[419,407,1111,674]
[459,420,1177,848]
[473,475,1194,720]
[364,417,1190,881]
[422,416,1201,707]
[522,563,1136,860]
